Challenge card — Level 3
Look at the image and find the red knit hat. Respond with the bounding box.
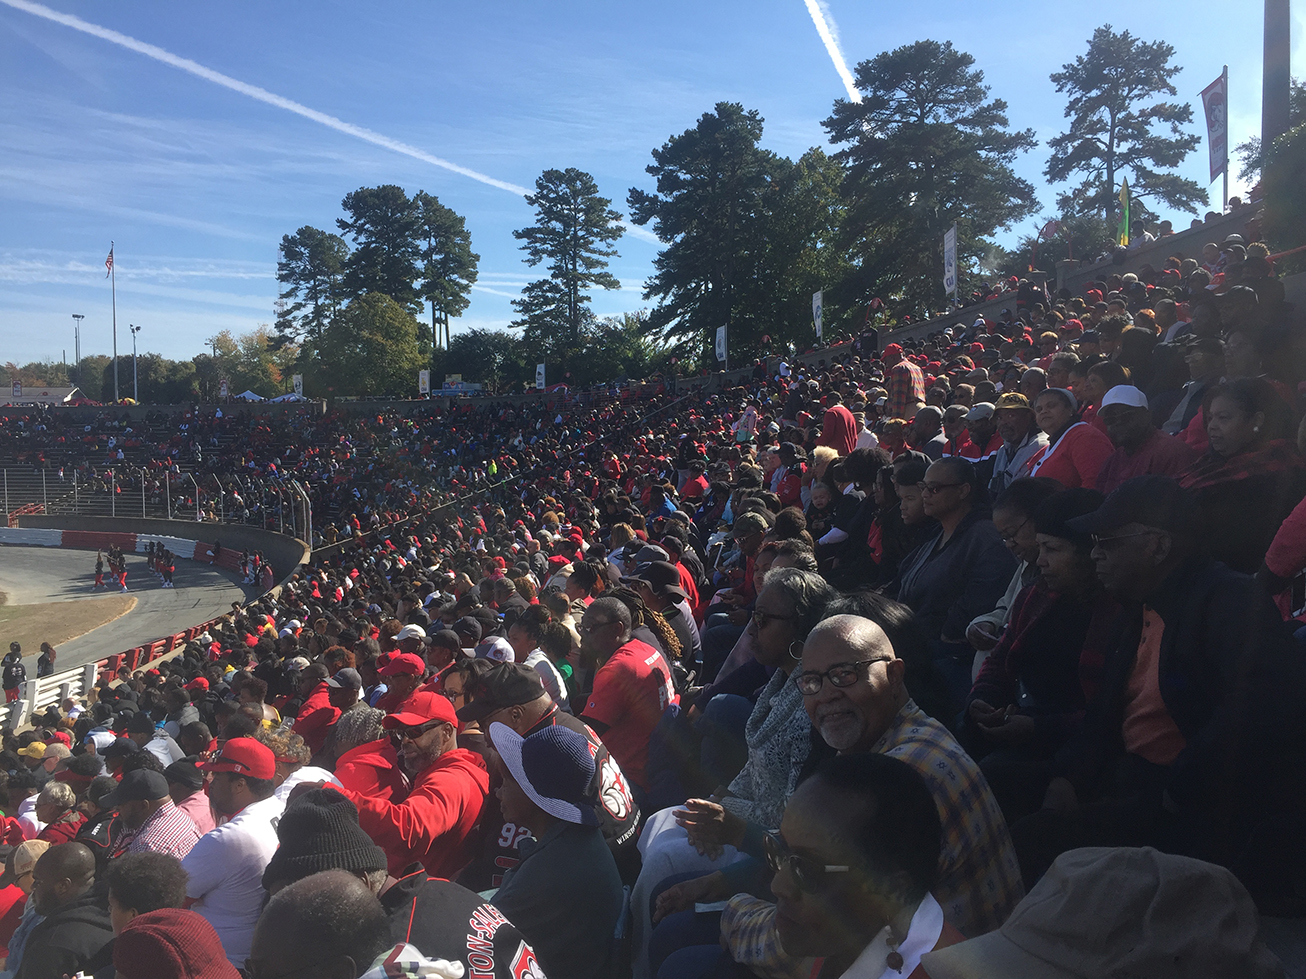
[114,908,239,979]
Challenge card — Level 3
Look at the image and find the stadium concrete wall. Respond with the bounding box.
[13,515,309,594]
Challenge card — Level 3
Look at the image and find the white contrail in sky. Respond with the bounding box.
[0,0,662,244]
[802,0,861,103]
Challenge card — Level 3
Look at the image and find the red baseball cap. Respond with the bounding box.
[382,691,459,730]
[377,652,427,677]
[184,678,209,692]
[201,737,275,780]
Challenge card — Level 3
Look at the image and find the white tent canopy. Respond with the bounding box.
[234,390,264,401]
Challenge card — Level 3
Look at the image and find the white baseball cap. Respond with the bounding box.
[1099,385,1149,410]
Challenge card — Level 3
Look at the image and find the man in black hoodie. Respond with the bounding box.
[18,842,113,979]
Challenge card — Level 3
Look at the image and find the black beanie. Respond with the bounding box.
[261,787,387,890]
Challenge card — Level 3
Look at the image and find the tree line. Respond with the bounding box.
[253,28,1300,394]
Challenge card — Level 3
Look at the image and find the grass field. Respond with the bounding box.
[0,593,137,657]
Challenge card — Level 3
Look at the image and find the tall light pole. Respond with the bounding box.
[71,314,83,385]
[1264,0,1292,148]
[129,324,140,403]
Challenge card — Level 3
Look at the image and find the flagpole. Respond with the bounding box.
[111,242,118,403]
[1221,65,1229,213]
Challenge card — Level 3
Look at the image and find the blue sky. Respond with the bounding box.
[2,0,1301,369]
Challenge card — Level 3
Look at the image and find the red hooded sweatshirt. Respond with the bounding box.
[293,681,340,757]
[346,747,489,879]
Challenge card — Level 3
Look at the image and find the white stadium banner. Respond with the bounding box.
[1200,70,1228,183]
[813,290,823,341]
[715,326,728,365]
[536,363,546,390]
[943,224,958,296]
[418,370,430,395]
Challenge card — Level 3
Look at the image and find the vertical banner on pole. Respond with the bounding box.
[943,224,958,296]
[715,326,728,367]
[219,378,229,399]
[536,364,546,390]
[1200,70,1228,183]
[1117,179,1131,247]
[418,370,430,395]
[292,374,303,398]
[10,382,19,402]
[812,291,823,342]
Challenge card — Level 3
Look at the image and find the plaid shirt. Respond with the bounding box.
[886,359,926,420]
[875,701,1025,936]
[114,798,202,860]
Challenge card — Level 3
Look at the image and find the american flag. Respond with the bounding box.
[105,243,114,278]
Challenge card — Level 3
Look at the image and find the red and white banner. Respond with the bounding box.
[1200,72,1228,183]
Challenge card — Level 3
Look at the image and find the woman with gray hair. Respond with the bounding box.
[630,567,837,979]
[35,781,86,844]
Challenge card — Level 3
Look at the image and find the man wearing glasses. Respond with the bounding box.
[1020,477,1306,901]
[339,691,489,881]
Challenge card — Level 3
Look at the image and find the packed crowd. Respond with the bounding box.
[0,226,1301,979]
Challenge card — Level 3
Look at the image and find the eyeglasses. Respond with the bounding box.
[396,720,445,741]
[920,482,964,495]
[791,658,892,695]
[752,609,796,629]
[1090,530,1159,549]
[999,517,1030,543]
[763,832,849,892]
[579,619,616,634]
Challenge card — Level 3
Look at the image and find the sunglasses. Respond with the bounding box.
[396,720,445,741]
[763,832,850,892]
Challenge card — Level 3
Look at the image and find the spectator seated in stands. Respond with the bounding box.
[263,785,542,979]
[19,842,113,979]
[895,457,1017,713]
[107,850,189,935]
[1026,388,1114,489]
[655,754,962,979]
[1176,377,1306,574]
[1095,385,1198,493]
[487,722,624,979]
[337,690,488,879]
[1016,477,1306,910]
[963,489,1118,824]
[113,908,240,979]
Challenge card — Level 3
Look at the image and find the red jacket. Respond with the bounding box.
[346,747,489,879]
[293,681,341,756]
[37,809,87,845]
[335,738,407,804]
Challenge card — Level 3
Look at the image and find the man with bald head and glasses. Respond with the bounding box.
[794,612,1024,938]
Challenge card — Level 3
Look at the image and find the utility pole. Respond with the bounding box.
[130,325,141,402]
[71,314,83,384]
[1264,0,1292,148]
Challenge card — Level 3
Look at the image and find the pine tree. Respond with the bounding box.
[511,169,623,367]
[1045,25,1206,221]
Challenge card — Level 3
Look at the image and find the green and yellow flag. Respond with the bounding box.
[1116,178,1130,246]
